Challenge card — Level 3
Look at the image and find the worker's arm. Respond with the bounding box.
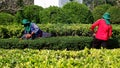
[90,19,100,33]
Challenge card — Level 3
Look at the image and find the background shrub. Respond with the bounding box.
[0,12,15,25]
[40,6,63,24]
[92,4,111,21]
[62,2,94,24]
[107,6,120,24]
[15,5,43,23]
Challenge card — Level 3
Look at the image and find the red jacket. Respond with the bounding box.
[90,19,112,41]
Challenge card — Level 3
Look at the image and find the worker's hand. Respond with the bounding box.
[19,38,22,40]
[25,34,32,39]
[31,32,34,35]
[93,33,96,37]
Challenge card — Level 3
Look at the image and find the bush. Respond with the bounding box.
[0,36,119,50]
[1,48,120,67]
[15,10,24,23]
[0,12,15,25]
[92,4,111,21]
[0,24,120,38]
[40,6,63,24]
[107,6,120,24]
[62,2,94,24]
[15,5,43,23]
[0,24,91,38]
[0,24,23,38]
[0,36,91,50]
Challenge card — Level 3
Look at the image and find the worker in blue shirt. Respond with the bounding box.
[20,19,43,40]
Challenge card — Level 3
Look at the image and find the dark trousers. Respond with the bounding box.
[91,38,108,49]
[31,31,42,39]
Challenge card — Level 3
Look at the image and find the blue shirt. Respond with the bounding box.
[24,23,42,36]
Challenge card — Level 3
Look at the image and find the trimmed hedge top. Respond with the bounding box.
[0,23,120,38]
[0,36,119,50]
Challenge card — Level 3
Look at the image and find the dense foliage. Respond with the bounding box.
[0,24,23,38]
[107,6,120,24]
[1,1,120,67]
[15,2,94,24]
[63,2,94,24]
[0,24,120,38]
[0,36,119,50]
[0,12,15,25]
[92,4,120,24]
[92,4,111,21]
[15,5,43,23]
[29,2,94,24]
[0,48,120,67]
[40,6,63,24]
[1,3,120,24]
[83,0,116,10]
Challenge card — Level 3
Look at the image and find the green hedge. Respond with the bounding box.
[0,12,15,25]
[0,24,91,38]
[0,48,120,67]
[0,24,120,38]
[0,24,23,38]
[0,36,119,50]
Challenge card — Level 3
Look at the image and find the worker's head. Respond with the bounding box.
[22,19,31,32]
[22,19,30,25]
[103,12,111,24]
[22,19,30,27]
[102,12,110,20]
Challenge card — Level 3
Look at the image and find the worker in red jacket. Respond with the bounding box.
[90,12,112,48]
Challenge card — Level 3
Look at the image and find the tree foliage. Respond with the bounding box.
[83,0,116,10]
[15,5,43,23]
[40,6,63,24]
[63,2,93,24]
[0,12,15,25]
[92,4,111,21]
[107,6,120,24]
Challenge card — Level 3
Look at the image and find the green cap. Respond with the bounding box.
[22,19,30,25]
[103,12,110,19]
